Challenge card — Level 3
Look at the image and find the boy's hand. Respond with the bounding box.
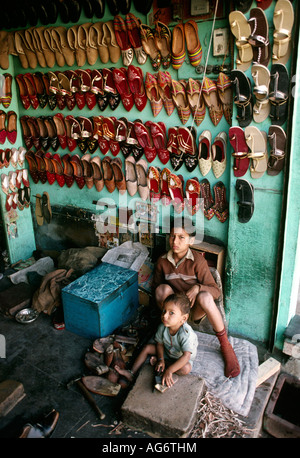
[162,367,175,387]
[186,284,200,307]
[156,360,165,372]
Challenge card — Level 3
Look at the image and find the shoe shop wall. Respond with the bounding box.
[0,0,299,348]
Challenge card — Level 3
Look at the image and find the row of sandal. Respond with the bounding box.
[147,166,228,221]
[229,124,287,178]
[231,64,289,127]
[229,1,294,70]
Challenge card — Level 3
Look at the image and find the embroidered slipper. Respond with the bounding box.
[171,23,185,70]
[114,15,134,66]
[168,173,185,213]
[167,126,184,171]
[267,125,287,176]
[236,179,254,223]
[217,73,232,125]
[154,21,171,70]
[25,150,39,184]
[229,10,253,71]
[230,70,253,127]
[44,152,56,185]
[160,167,172,205]
[211,131,227,179]
[186,78,205,127]
[186,177,201,216]
[127,65,147,112]
[251,64,270,123]
[198,130,212,177]
[16,74,31,110]
[229,126,250,178]
[140,24,161,71]
[202,77,223,126]
[134,120,157,163]
[147,165,161,200]
[245,126,268,179]
[177,126,198,172]
[126,13,147,65]
[52,153,66,187]
[273,0,294,65]
[145,72,163,117]
[157,70,175,116]
[248,7,270,67]
[124,156,137,196]
[269,63,289,126]
[112,67,134,112]
[146,120,169,165]
[184,20,202,67]
[213,182,229,223]
[200,179,215,220]
[171,79,191,125]
[62,153,74,188]
[69,154,85,189]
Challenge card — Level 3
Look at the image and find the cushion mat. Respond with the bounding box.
[191,331,258,417]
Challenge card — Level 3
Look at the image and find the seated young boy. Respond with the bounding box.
[114,293,198,388]
[152,217,240,379]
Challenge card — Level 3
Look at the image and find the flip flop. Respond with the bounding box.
[202,77,223,126]
[273,0,294,65]
[267,125,287,176]
[230,70,253,127]
[229,126,250,178]
[269,63,289,126]
[82,375,121,396]
[236,179,254,223]
[248,7,270,67]
[245,126,268,179]
[229,10,253,71]
[251,64,271,123]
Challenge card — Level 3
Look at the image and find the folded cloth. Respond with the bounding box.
[9,257,54,285]
[191,332,258,416]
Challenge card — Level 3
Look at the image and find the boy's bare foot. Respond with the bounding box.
[114,365,134,381]
[150,356,157,366]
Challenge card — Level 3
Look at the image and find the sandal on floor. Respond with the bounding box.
[251,64,270,123]
[236,179,254,223]
[267,125,287,176]
[229,10,253,71]
[245,126,268,179]
[213,181,229,223]
[19,409,59,438]
[229,126,249,177]
[273,0,294,65]
[230,70,253,127]
[269,63,289,126]
[248,7,270,67]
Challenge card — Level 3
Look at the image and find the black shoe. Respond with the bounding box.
[118,0,131,15]
[107,0,119,15]
[80,0,93,17]
[133,0,153,15]
[59,0,70,22]
[68,0,81,22]
[19,410,59,438]
[91,0,105,18]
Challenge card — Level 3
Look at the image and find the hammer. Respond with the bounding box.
[67,376,105,420]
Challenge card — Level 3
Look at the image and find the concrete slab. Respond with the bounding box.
[0,380,26,417]
[121,364,205,438]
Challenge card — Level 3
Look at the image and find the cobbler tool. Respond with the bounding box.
[67,376,105,420]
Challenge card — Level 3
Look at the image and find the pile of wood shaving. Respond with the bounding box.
[189,391,254,438]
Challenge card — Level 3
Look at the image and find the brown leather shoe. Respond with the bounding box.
[111,157,126,194]
[102,156,115,193]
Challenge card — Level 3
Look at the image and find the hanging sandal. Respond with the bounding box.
[251,64,270,123]
[267,125,287,176]
[230,69,253,127]
[248,7,270,67]
[229,10,253,71]
[229,126,249,177]
[213,182,229,223]
[269,63,289,126]
[272,0,294,65]
[245,126,268,179]
[236,179,254,223]
[200,178,215,220]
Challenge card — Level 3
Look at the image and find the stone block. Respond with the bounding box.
[0,380,26,417]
